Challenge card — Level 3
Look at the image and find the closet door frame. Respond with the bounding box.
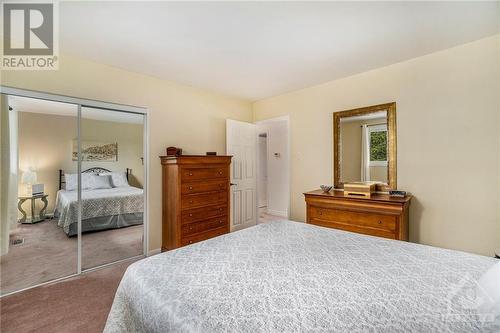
[0,85,149,291]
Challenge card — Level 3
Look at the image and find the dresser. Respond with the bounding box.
[160,155,232,251]
[304,190,411,240]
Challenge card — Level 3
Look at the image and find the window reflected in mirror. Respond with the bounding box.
[339,111,388,184]
[334,102,396,191]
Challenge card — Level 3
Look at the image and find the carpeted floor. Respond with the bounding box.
[0,259,134,333]
[1,219,143,295]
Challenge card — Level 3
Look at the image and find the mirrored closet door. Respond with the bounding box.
[80,107,145,270]
[1,94,79,295]
[0,89,147,296]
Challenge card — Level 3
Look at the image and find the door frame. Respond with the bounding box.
[0,85,150,297]
[254,115,291,220]
[256,129,269,213]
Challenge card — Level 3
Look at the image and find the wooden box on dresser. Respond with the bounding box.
[304,190,412,240]
[160,155,232,251]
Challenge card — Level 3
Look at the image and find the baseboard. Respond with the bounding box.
[147,248,161,256]
[266,209,288,218]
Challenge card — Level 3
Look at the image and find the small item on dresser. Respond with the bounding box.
[344,181,378,198]
[320,185,333,193]
[389,190,407,198]
[206,152,217,156]
[166,147,182,156]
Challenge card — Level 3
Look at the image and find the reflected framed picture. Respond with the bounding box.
[72,140,118,162]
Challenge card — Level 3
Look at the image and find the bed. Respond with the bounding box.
[54,168,144,236]
[104,220,499,332]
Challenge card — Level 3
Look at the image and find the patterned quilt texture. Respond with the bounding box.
[104,221,499,333]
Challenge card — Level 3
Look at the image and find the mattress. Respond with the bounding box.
[104,221,499,332]
[54,187,144,235]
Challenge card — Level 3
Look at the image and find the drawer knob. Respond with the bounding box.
[378,220,382,224]
[219,220,223,224]
[189,173,193,176]
[189,226,193,230]
[189,240,193,244]
[219,184,223,187]
[189,200,194,204]
[319,210,323,215]
[189,186,193,190]
[189,213,193,217]
[218,171,222,175]
[219,208,223,211]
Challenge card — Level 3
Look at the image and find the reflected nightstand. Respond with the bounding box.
[17,194,48,224]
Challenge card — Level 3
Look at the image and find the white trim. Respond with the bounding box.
[147,248,162,256]
[367,123,388,167]
[254,115,290,124]
[369,160,388,167]
[266,209,288,218]
[369,124,387,133]
[0,86,147,114]
[257,129,270,210]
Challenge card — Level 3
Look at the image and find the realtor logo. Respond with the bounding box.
[2,1,59,70]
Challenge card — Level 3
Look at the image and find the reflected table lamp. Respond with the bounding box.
[21,169,37,196]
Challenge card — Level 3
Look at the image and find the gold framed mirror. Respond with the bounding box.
[333,102,396,192]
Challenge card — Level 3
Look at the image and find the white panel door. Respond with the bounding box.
[226,119,257,231]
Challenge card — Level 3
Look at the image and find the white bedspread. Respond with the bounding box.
[55,187,144,234]
[104,221,499,332]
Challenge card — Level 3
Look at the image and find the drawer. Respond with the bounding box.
[182,204,227,224]
[181,226,228,246]
[309,206,396,231]
[181,216,228,236]
[309,218,396,240]
[181,192,227,210]
[181,167,228,182]
[181,180,228,194]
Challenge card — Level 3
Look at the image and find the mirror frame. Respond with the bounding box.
[333,102,397,192]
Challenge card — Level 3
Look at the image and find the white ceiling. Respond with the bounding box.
[60,1,499,101]
[9,96,144,124]
[340,111,387,123]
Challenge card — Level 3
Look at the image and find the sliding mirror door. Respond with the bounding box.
[80,107,145,270]
[1,95,79,295]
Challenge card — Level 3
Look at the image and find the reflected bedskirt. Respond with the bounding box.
[53,211,143,237]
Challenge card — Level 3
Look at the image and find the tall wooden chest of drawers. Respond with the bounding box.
[160,155,232,251]
[304,190,411,240]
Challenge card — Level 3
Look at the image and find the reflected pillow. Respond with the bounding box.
[100,172,129,188]
[64,173,96,191]
[91,174,112,190]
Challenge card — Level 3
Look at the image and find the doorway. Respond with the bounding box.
[0,87,148,296]
[255,116,290,223]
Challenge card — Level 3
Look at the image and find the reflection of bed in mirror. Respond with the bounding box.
[54,168,144,236]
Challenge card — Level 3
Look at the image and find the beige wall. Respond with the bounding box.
[17,112,143,214]
[340,120,362,183]
[1,54,253,251]
[254,35,500,256]
[2,36,498,256]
